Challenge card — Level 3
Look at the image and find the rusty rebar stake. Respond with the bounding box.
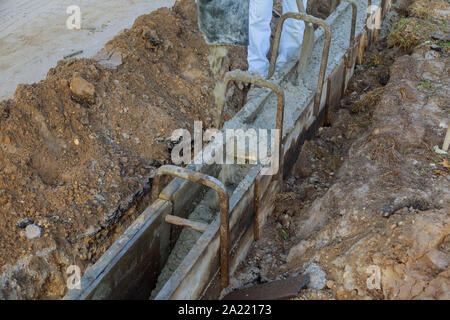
[221,70,285,240]
[268,12,331,117]
[339,0,357,68]
[151,165,230,288]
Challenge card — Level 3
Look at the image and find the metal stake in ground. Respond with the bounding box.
[151,165,231,288]
[219,70,285,239]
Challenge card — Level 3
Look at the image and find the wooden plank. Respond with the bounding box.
[65,199,172,300]
[165,215,209,232]
[222,275,309,300]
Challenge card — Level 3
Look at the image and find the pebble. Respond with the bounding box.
[25,224,43,239]
[70,74,95,101]
[305,262,327,290]
[17,218,34,228]
[94,194,106,202]
[326,280,335,289]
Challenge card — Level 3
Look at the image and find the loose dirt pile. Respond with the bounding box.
[233,0,449,300]
[0,0,247,299]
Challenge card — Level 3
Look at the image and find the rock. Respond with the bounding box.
[287,240,311,264]
[94,194,105,202]
[280,214,291,228]
[25,224,43,239]
[326,280,335,289]
[293,141,316,178]
[93,47,123,68]
[424,50,441,60]
[430,33,449,42]
[430,45,443,53]
[70,74,95,102]
[304,262,327,290]
[16,218,34,229]
[143,28,163,47]
[77,225,100,239]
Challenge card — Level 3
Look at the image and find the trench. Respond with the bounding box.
[64,0,387,300]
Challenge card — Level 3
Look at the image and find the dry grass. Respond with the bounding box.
[367,53,383,68]
[387,0,448,53]
[354,88,382,113]
[387,18,422,52]
[409,0,449,19]
[409,0,432,19]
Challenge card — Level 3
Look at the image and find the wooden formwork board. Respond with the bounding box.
[65,199,172,300]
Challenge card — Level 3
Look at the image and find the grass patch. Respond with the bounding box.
[409,0,449,19]
[419,80,433,89]
[367,53,383,69]
[388,0,448,53]
[354,89,382,113]
[387,18,422,52]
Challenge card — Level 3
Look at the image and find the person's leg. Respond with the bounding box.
[247,0,273,77]
[276,0,308,70]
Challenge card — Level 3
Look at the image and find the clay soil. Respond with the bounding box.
[232,0,449,300]
[0,0,247,299]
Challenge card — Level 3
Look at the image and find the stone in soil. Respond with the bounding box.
[25,224,43,239]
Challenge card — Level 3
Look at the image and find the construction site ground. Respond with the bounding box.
[0,0,448,299]
[0,0,247,299]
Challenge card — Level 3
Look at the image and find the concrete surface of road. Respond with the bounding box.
[0,0,175,101]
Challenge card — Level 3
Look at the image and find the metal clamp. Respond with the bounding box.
[340,0,357,68]
[151,165,230,288]
[268,12,331,117]
[220,70,285,240]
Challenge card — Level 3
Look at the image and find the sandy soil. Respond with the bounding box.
[232,0,449,300]
[0,0,175,101]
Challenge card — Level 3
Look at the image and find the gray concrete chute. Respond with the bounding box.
[151,164,231,288]
[268,12,331,117]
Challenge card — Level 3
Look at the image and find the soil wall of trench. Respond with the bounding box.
[233,0,450,300]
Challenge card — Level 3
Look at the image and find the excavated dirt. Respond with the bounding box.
[232,0,449,300]
[0,0,247,299]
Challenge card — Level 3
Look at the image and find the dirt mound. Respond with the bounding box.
[0,0,246,299]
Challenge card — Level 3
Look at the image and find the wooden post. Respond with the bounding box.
[165,215,209,232]
[443,127,450,152]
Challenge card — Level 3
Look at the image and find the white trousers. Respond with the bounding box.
[248,0,308,77]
